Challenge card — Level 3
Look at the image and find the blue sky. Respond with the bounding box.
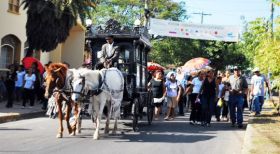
[174,0,279,26]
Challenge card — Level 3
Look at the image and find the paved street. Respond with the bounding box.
[0,112,247,154]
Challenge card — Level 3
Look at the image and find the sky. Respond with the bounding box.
[174,0,280,26]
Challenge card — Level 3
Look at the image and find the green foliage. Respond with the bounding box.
[150,39,248,70]
[90,0,186,26]
[239,15,280,88]
[238,18,269,65]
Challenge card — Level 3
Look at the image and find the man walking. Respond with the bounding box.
[251,67,269,115]
[229,66,248,128]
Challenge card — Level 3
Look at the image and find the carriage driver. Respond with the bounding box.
[96,35,120,69]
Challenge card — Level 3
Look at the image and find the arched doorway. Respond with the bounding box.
[0,34,21,68]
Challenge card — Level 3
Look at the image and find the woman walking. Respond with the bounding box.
[215,76,224,121]
[5,67,17,108]
[148,70,165,120]
[200,69,217,127]
[164,72,182,120]
[221,82,231,121]
[15,65,25,102]
[176,67,187,116]
[189,71,204,125]
[22,68,36,108]
[185,75,193,112]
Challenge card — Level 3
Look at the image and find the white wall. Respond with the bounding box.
[0,0,27,61]
[61,30,85,68]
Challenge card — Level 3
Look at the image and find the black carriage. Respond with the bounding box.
[86,19,154,131]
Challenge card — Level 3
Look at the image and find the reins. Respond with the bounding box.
[71,71,104,100]
[50,70,72,103]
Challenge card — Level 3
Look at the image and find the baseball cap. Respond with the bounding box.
[166,71,176,79]
[252,67,260,72]
[233,66,239,70]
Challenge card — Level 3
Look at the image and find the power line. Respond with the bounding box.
[192,12,212,24]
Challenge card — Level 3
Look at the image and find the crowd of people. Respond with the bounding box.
[148,66,270,128]
[0,60,54,110]
[0,40,270,130]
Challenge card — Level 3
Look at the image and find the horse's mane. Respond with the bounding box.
[47,63,68,79]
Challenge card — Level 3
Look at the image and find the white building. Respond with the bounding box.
[0,0,85,69]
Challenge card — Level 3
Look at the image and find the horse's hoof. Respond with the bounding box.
[76,129,81,134]
[70,132,76,136]
[93,134,99,140]
[56,133,63,138]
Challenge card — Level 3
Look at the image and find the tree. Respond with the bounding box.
[22,0,97,52]
[151,38,248,70]
[90,0,186,26]
[238,12,280,89]
[237,18,269,65]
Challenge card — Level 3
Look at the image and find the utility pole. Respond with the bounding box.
[192,12,212,24]
[144,0,150,28]
[270,2,274,38]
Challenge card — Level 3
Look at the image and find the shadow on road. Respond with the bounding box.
[117,132,215,143]
[68,110,249,143]
[0,127,32,131]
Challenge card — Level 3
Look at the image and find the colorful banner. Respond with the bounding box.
[149,18,240,42]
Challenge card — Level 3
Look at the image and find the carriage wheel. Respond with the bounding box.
[132,98,139,132]
[147,95,154,125]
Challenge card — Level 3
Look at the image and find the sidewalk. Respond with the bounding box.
[242,96,280,154]
[0,100,46,123]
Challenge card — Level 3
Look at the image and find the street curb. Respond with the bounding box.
[0,111,46,124]
[242,118,254,154]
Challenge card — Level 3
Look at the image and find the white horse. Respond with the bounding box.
[71,67,124,140]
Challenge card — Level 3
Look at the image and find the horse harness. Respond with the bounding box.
[71,72,103,99]
[101,68,124,95]
[72,69,124,100]
[52,73,73,104]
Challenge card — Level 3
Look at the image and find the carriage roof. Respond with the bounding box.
[85,19,151,49]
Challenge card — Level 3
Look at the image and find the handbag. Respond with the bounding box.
[195,96,201,104]
[217,98,223,107]
[153,97,165,103]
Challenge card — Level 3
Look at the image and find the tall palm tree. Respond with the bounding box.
[22,0,98,52]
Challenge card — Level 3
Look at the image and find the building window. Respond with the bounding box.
[1,35,21,68]
[8,0,20,14]
[0,45,14,68]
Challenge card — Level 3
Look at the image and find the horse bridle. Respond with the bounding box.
[71,74,86,97]
[71,72,103,98]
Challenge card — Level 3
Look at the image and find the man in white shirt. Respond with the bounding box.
[97,35,120,69]
[251,67,270,115]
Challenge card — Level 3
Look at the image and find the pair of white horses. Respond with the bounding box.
[45,64,124,140]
